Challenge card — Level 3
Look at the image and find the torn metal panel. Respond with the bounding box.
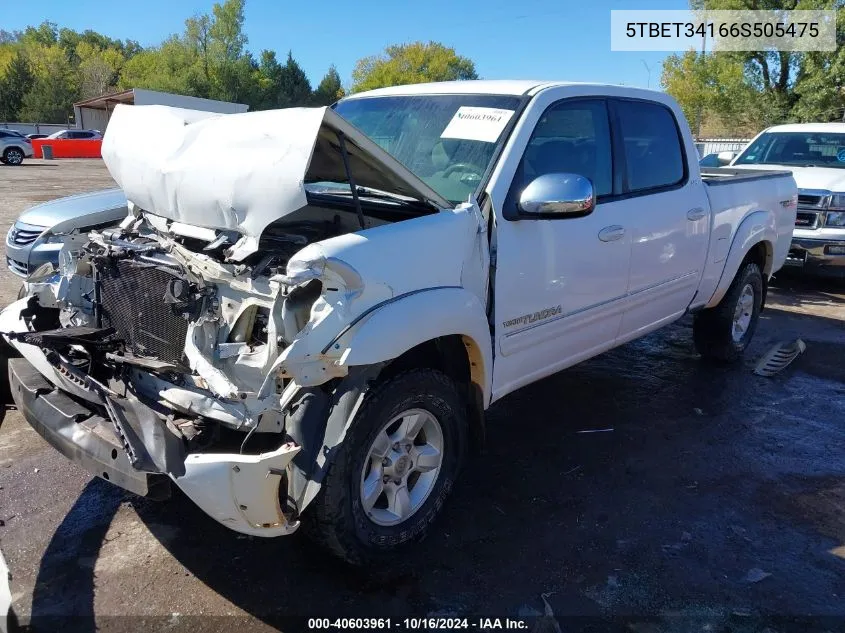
[175,442,301,536]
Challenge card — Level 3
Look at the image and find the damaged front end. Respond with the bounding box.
[1,103,484,537]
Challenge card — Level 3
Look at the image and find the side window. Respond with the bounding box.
[78,132,94,139]
[0,131,8,138]
[615,100,685,192]
[519,99,613,197]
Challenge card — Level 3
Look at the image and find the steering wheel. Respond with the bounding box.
[443,162,483,178]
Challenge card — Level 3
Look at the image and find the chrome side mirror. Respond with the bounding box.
[717,151,737,166]
[518,173,595,217]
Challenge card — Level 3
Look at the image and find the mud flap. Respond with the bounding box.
[284,363,385,512]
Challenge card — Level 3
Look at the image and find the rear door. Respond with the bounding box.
[611,99,710,341]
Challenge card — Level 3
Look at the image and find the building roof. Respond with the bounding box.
[73,89,135,110]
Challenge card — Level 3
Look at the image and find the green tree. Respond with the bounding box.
[254,49,284,109]
[277,51,311,107]
[19,45,78,122]
[312,64,344,105]
[351,41,478,93]
[77,41,125,98]
[0,51,35,120]
[663,0,845,134]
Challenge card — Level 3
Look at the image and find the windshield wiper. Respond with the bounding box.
[311,185,418,206]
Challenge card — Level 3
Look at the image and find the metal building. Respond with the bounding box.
[73,88,249,132]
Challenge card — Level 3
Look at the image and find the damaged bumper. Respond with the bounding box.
[9,354,302,535]
[8,356,170,498]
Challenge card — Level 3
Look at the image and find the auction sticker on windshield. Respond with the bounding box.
[441,106,515,143]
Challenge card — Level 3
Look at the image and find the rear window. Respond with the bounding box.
[615,101,685,192]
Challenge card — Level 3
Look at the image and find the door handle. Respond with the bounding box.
[598,225,625,242]
[687,207,707,221]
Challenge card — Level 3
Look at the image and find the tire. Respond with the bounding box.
[17,284,27,300]
[3,147,24,166]
[693,261,763,363]
[304,368,467,564]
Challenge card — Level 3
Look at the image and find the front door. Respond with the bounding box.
[491,97,631,400]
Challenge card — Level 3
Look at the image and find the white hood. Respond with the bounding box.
[734,163,845,192]
[101,104,451,260]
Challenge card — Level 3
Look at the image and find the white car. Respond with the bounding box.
[45,129,103,140]
[0,130,33,166]
[731,123,845,277]
[0,81,797,564]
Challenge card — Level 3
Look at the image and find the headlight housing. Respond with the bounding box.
[826,211,845,227]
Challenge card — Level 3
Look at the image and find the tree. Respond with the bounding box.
[77,41,124,98]
[19,45,78,122]
[351,41,478,93]
[312,64,344,105]
[277,51,312,107]
[0,51,34,120]
[662,0,845,134]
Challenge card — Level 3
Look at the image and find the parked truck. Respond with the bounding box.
[0,81,797,563]
[729,122,845,277]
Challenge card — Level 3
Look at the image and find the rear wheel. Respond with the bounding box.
[3,148,24,166]
[304,368,466,564]
[694,261,763,362]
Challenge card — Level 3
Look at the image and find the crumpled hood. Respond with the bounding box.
[101,104,451,260]
[733,164,845,192]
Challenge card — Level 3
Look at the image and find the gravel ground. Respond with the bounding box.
[1,159,844,633]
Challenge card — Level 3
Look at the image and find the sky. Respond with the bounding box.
[2,0,690,90]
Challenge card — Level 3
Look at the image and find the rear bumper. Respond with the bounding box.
[8,357,170,498]
[785,237,845,277]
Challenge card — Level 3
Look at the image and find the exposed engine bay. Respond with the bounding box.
[0,103,486,538]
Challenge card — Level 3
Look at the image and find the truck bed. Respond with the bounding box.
[701,167,793,186]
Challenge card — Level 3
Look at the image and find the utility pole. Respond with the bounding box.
[694,27,707,138]
[641,59,653,89]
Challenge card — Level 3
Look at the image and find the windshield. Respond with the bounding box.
[735,131,845,169]
[46,131,66,139]
[333,94,521,204]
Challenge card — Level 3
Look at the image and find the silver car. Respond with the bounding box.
[6,188,127,277]
[0,130,34,166]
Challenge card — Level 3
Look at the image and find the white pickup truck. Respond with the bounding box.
[0,81,797,564]
[728,122,845,277]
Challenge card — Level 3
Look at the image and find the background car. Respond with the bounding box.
[0,130,33,166]
[6,188,128,277]
[699,151,738,167]
[45,129,103,140]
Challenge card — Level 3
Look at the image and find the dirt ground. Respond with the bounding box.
[1,159,844,633]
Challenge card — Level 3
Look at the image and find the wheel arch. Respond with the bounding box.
[705,210,776,309]
[286,287,492,513]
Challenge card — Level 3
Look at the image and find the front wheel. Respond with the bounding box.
[304,368,467,564]
[693,261,763,362]
[3,148,24,166]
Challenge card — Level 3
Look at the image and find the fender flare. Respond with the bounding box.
[334,286,493,406]
[705,210,775,309]
[285,287,493,513]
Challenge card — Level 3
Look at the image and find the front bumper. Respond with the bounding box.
[5,235,61,278]
[6,353,302,536]
[785,237,845,277]
[8,357,170,497]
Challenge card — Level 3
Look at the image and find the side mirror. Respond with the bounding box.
[717,151,737,166]
[518,173,595,217]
